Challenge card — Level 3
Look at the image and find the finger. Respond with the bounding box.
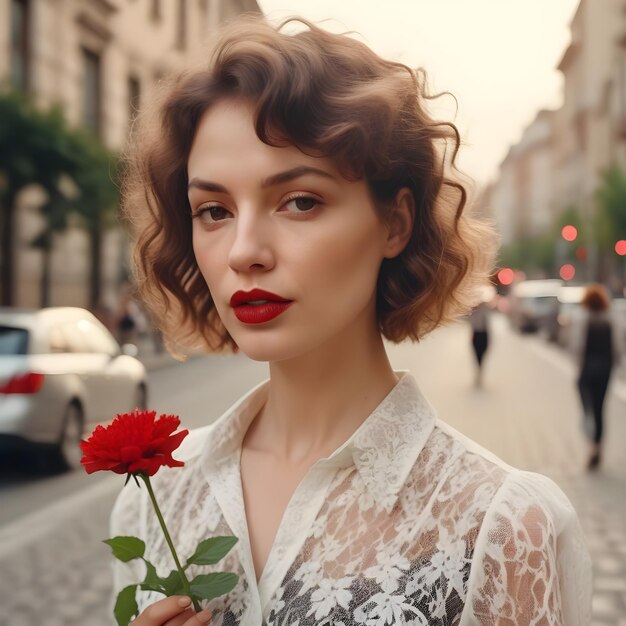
[163,607,196,626]
[183,608,213,625]
[132,596,194,625]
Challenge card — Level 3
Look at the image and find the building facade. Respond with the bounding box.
[483,109,556,247]
[485,0,626,262]
[0,0,260,310]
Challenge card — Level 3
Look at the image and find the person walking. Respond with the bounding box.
[469,300,490,387]
[574,284,618,470]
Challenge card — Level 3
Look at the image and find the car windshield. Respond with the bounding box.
[0,325,29,355]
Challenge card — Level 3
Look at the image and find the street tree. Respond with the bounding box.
[595,166,626,247]
[0,89,78,305]
[594,166,626,281]
[70,130,120,310]
[0,89,119,309]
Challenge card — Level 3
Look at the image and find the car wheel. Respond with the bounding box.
[56,402,84,471]
[135,384,148,410]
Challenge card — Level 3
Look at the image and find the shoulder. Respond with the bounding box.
[425,420,513,505]
[424,420,580,536]
[462,469,591,624]
[426,423,592,624]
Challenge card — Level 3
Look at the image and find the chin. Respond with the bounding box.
[228,327,320,364]
[234,340,306,363]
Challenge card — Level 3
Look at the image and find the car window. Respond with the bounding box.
[75,319,120,356]
[0,326,29,355]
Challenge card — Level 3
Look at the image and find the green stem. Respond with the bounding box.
[140,474,201,612]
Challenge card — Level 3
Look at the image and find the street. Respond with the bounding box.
[0,315,624,625]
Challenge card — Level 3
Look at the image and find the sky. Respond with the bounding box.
[257,0,581,188]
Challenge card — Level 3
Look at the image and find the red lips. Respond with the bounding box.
[230,289,293,324]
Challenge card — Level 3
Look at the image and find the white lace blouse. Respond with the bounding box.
[110,372,592,625]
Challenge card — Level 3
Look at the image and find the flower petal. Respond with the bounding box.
[79,410,188,476]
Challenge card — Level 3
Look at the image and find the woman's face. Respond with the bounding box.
[187,99,393,362]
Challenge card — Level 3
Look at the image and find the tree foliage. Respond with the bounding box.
[0,88,118,306]
[499,233,555,277]
[499,205,586,277]
[595,166,626,251]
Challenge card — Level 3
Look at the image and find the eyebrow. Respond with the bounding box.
[187,165,336,193]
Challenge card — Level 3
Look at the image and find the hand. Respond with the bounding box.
[131,596,213,626]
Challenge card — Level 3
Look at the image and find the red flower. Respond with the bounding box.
[80,409,189,476]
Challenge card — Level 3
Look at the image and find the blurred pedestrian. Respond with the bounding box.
[116,292,138,345]
[469,300,490,387]
[110,16,591,625]
[573,284,619,470]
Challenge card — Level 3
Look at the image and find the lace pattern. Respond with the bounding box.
[110,374,591,625]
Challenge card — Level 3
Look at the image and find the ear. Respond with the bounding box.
[383,187,415,259]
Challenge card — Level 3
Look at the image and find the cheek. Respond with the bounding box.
[304,217,384,302]
[192,231,223,294]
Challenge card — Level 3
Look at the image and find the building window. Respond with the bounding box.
[82,48,102,135]
[151,0,162,22]
[176,0,187,50]
[128,75,141,124]
[11,0,30,91]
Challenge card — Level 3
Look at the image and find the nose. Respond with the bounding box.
[227,211,275,273]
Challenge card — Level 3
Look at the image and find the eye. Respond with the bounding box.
[281,194,321,214]
[192,204,232,224]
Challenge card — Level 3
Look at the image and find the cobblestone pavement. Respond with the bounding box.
[0,316,624,625]
[556,475,626,624]
[0,486,117,626]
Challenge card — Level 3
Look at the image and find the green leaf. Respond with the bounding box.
[185,536,239,567]
[114,585,138,626]
[139,563,187,597]
[190,572,239,601]
[103,536,145,562]
[160,569,187,596]
[139,559,164,594]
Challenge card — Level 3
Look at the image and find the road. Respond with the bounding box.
[0,315,624,624]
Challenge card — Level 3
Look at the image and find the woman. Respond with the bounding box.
[468,292,492,388]
[112,17,591,625]
[575,284,618,470]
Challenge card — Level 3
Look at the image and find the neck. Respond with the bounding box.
[243,313,398,465]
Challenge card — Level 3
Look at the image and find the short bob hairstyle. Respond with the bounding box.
[122,16,496,356]
[581,284,610,313]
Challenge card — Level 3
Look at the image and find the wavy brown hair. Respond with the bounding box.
[122,16,496,357]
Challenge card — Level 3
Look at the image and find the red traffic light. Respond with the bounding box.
[559,264,576,281]
[561,225,578,242]
[497,267,514,286]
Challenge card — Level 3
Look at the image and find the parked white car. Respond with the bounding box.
[508,279,562,338]
[0,307,148,470]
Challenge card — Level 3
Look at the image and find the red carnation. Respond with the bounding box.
[80,409,189,476]
[82,409,237,625]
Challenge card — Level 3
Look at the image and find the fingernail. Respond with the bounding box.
[197,608,213,623]
[178,596,192,607]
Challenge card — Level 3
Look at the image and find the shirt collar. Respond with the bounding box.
[200,371,436,513]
